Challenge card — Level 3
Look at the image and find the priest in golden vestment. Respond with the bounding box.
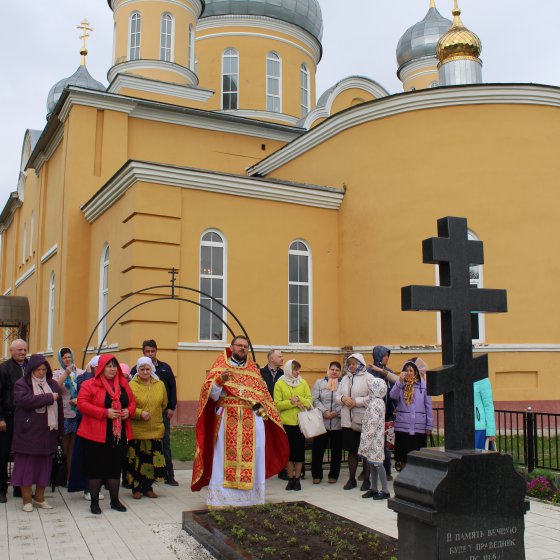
[191,336,289,507]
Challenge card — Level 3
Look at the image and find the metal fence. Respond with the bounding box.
[430,408,560,473]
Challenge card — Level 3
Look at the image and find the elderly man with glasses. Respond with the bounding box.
[191,336,289,507]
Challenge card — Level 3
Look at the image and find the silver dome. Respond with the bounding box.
[202,0,323,41]
[47,65,105,116]
[396,6,451,68]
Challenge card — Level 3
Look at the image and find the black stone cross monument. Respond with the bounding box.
[388,217,529,560]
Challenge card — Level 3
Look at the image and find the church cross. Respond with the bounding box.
[77,19,93,65]
[401,217,507,450]
[168,268,179,298]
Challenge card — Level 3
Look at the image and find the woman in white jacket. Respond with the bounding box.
[335,353,375,491]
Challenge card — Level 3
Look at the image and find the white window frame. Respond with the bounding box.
[435,229,485,344]
[266,51,282,113]
[222,48,239,110]
[288,240,312,345]
[300,63,310,117]
[29,211,34,257]
[22,223,26,264]
[129,12,141,61]
[199,230,227,342]
[47,272,55,352]
[189,24,195,70]
[98,244,110,346]
[160,13,174,62]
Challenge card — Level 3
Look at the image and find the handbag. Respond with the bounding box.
[51,444,67,492]
[384,421,395,450]
[298,407,327,439]
[350,409,362,432]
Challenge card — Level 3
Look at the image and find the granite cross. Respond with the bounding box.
[401,217,507,451]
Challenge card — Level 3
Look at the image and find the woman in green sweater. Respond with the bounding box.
[274,360,312,491]
[125,357,168,499]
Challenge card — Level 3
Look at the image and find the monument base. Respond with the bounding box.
[388,447,529,560]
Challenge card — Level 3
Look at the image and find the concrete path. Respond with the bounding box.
[1,469,559,559]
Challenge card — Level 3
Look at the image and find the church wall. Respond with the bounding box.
[329,89,376,116]
[262,101,560,406]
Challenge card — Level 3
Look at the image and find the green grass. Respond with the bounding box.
[170,426,196,461]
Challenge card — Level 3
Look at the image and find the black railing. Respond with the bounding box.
[429,408,560,473]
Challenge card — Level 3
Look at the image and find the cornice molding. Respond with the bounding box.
[108,59,199,86]
[0,192,22,234]
[197,15,321,63]
[221,109,299,126]
[40,244,58,264]
[108,73,213,102]
[3,288,12,296]
[398,55,439,82]
[249,84,560,176]
[81,160,344,223]
[111,0,204,18]
[15,265,36,288]
[33,125,64,174]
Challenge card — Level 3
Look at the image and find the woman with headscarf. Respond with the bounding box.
[52,347,85,485]
[274,360,312,491]
[12,354,64,511]
[77,354,136,514]
[390,360,433,471]
[311,361,343,484]
[335,353,375,490]
[124,357,168,499]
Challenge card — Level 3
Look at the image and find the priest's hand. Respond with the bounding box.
[221,370,232,384]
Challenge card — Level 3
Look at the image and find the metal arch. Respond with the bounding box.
[81,286,255,368]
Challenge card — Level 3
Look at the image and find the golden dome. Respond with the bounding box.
[436,0,482,64]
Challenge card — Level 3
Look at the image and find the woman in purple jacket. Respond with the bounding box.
[390,360,433,471]
[12,354,64,511]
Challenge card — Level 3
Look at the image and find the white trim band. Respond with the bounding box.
[40,244,58,264]
[3,288,12,296]
[15,265,36,288]
[221,109,299,126]
[108,59,199,86]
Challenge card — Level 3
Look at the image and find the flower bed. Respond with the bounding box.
[526,469,560,504]
[183,501,398,560]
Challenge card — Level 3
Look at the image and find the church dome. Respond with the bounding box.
[47,65,105,116]
[396,2,451,68]
[436,3,481,64]
[201,0,323,41]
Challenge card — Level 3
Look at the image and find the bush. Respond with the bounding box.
[552,491,560,504]
[527,476,555,500]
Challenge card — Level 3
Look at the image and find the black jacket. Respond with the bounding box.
[131,360,177,410]
[0,358,28,420]
[260,365,283,397]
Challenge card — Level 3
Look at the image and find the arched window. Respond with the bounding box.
[47,272,55,352]
[22,223,26,264]
[160,13,174,62]
[222,48,238,110]
[98,245,109,345]
[300,64,310,117]
[266,52,281,113]
[288,240,311,344]
[468,231,484,342]
[29,211,34,257]
[199,231,226,341]
[129,12,141,61]
[189,24,195,70]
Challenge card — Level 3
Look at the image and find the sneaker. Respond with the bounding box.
[373,491,390,501]
[343,479,357,490]
[33,500,53,509]
[312,479,321,485]
[293,478,301,491]
[360,480,371,491]
[362,489,376,499]
[84,492,105,501]
[22,503,33,512]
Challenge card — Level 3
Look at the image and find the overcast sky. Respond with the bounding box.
[1,0,558,205]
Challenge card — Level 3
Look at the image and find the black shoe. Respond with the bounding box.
[0,493,6,503]
[362,489,375,499]
[285,477,295,491]
[165,478,179,487]
[90,503,102,515]
[395,461,403,472]
[13,487,21,498]
[386,475,394,482]
[343,479,357,490]
[110,501,127,512]
[360,480,371,491]
[122,482,132,489]
[293,478,301,491]
[278,469,289,481]
[373,491,390,501]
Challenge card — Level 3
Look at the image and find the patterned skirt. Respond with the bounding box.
[124,439,166,492]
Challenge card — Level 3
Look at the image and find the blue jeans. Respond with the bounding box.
[163,413,174,480]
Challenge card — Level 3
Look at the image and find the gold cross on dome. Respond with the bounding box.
[77,19,93,65]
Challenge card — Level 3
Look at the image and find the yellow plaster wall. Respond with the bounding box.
[329,89,376,116]
[402,64,439,91]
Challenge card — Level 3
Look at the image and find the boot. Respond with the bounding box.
[285,477,295,491]
[293,478,301,491]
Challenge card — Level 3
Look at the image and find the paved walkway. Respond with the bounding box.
[1,469,559,559]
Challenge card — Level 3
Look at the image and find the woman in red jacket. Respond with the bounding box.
[77,354,136,515]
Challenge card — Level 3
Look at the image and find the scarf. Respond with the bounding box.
[136,356,160,380]
[281,360,302,388]
[326,376,339,392]
[31,375,58,430]
[100,374,123,443]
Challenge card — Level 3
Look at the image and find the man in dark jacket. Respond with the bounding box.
[368,345,396,481]
[260,349,284,396]
[130,339,178,486]
[0,339,28,502]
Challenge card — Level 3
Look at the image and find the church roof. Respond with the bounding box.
[201,0,323,41]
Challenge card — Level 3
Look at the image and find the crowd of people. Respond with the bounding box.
[0,338,179,513]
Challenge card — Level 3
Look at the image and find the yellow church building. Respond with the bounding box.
[1,0,559,422]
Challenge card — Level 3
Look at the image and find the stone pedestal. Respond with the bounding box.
[388,448,529,560]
